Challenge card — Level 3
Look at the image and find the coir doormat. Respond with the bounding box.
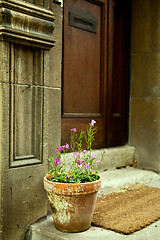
[92,184,160,234]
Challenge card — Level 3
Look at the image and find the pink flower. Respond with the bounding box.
[56,147,60,152]
[77,160,81,165]
[91,154,96,158]
[54,158,59,166]
[104,149,107,152]
[82,161,86,167]
[89,120,96,127]
[83,150,87,154]
[56,146,63,152]
[65,143,69,149]
[86,165,89,169]
[73,152,81,158]
[70,128,77,132]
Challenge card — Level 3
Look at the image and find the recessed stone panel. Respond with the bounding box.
[10,44,44,168]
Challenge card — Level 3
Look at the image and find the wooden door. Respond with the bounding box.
[62,0,131,148]
[107,0,131,146]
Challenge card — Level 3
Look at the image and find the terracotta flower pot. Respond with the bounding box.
[43,175,102,232]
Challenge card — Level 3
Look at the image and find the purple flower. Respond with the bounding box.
[54,158,59,166]
[70,128,77,132]
[56,146,63,152]
[66,175,69,179]
[83,150,87,154]
[82,161,86,167]
[73,152,81,158]
[65,143,69,149]
[56,147,60,152]
[86,165,89,169]
[77,160,81,165]
[91,154,96,158]
[89,120,96,127]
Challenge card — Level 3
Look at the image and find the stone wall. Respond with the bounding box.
[0,0,62,239]
[130,0,160,172]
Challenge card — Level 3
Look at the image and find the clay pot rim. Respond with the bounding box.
[44,174,102,186]
[44,175,102,195]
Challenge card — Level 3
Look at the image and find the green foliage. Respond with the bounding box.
[47,120,107,183]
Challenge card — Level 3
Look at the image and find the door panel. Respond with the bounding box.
[63,3,101,114]
[62,0,107,149]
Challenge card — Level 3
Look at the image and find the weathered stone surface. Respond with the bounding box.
[99,167,160,196]
[0,82,10,239]
[132,0,152,53]
[0,0,55,49]
[132,0,160,53]
[130,0,160,172]
[130,100,160,172]
[61,145,135,172]
[48,3,62,88]
[28,214,160,240]
[131,53,160,99]
[8,44,44,168]
[24,0,52,9]
[96,146,135,171]
[44,87,61,157]
[0,82,10,171]
[0,41,10,83]
[2,165,48,240]
[11,45,43,85]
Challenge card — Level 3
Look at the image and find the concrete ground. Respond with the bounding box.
[27,167,160,240]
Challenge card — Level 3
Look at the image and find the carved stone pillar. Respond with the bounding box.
[0,0,59,239]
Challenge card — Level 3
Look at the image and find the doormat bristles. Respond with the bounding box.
[92,184,160,234]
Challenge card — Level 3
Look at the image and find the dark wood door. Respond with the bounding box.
[107,0,131,146]
[62,0,131,148]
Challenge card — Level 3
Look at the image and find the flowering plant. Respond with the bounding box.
[47,120,107,183]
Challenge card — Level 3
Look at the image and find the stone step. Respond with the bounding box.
[64,145,136,171]
[26,167,160,240]
[98,167,160,196]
